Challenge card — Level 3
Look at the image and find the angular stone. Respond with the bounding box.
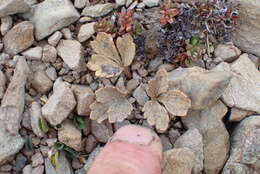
[162,148,195,174]
[214,54,260,113]
[57,40,85,70]
[71,85,95,116]
[31,165,44,174]
[28,0,80,40]
[143,0,160,7]
[91,120,113,143]
[42,45,57,63]
[58,121,82,151]
[174,128,204,174]
[74,0,87,9]
[22,165,32,174]
[214,43,241,62]
[85,135,98,153]
[31,70,53,94]
[1,57,30,135]
[15,153,27,172]
[61,28,72,40]
[182,100,229,174]
[231,0,260,57]
[222,115,260,174]
[3,21,34,56]
[0,69,6,99]
[116,0,126,6]
[229,108,253,122]
[45,67,57,81]
[30,102,45,138]
[42,82,76,126]
[133,85,149,106]
[169,66,232,110]
[31,152,44,167]
[0,0,30,17]
[160,135,173,151]
[82,3,115,18]
[48,31,63,47]
[77,22,95,42]
[45,152,73,174]
[22,47,42,60]
[1,16,12,36]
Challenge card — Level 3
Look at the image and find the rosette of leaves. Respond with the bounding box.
[160,5,179,25]
[185,36,204,59]
[87,32,135,78]
[142,68,191,132]
[117,10,134,35]
[90,86,133,123]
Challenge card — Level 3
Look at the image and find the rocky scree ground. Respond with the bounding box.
[0,0,260,174]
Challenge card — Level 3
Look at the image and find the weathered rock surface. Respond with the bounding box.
[1,57,30,135]
[143,0,160,7]
[214,54,260,113]
[30,102,45,138]
[31,70,53,94]
[174,128,204,174]
[214,43,241,62]
[0,0,30,17]
[42,45,57,63]
[229,108,253,122]
[45,151,73,174]
[57,40,85,70]
[77,22,95,42]
[222,115,260,174]
[3,21,34,56]
[231,0,260,57]
[22,47,43,60]
[169,67,232,110]
[0,69,6,99]
[162,148,195,174]
[28,0,80,40]
[1,16,13,36]
[133,85,149,106]
[82,3,115,17]
[71,85,95,116]
[48,31,63,47]
[182,100,229,174]
[58,121,82,151]
[42,82,76,126]
[91,120,113,143]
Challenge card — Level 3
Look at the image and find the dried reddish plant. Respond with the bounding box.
[160,6,179,25]
[117,10,134,35]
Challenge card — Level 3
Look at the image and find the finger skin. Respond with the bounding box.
[87,125,162,174]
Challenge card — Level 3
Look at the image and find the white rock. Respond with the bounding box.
[214,54,260,113]
[77,22,96,42]
[0,0,30,17]
[30,102,45,138]
[31,152,44,167]
[71,85,95,116]
[42,82,76,126]
[42,45,57,63]
[28,0,80,40]
[57,39,85,70]
[0,69,6,99]
[142,0,160,7]
[74,0,87,9]
[1,16,12,36]
[116,0,126,6]
[82,3,115,17]
[58,120,82,151]
[61,28,73,40]
[22,47,43,60]
[45,67,57,81]
[126,0,133,7]
[214,43,241,62]
[48,31,63,47]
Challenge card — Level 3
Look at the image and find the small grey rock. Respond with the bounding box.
[31,165,44,174]
[85,134,97,153]
[77,22,96,42]
[61,28,73,40]
[45,67,57,81]
[82,3,115,17]
[214,43,241,62]
[0,0,30,17]
[22,165,32,174]
[30,102,45,138]
[42,45,57,63]
[91,120,113,143]
[31,153,44,167]
[31,69,53,94]
[133,85,149,106]
[74,0,87,9]
[48,31,63,47]
[15,154,27,172]
[1,16,12,36]
[22,47,43,60]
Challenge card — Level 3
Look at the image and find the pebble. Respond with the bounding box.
[42,81,76,126]
[22,47,43,60]
[48,31,63,47]
[28,0,80,40]
[0,0,30,17]
[143,0,160,8]
[58,120,82,151]
[85,135,98,153]
[0,164,12,172]
[42,45,57,63]
[214,43,241,62]
[126,79,139,91]
[229,108,253,122]
[31,70,53,94]
[3,21,34,56]
[74,0,87,9]
[1,16,12,36]
[160,135,173,151]
[133,85,149,106]
[72,158,83,169]
[61,28,73,40]
[77,22,96,42]
[30,102,45,138]
[0,69,6,99]
[45,67,57,81]
[31,165,44,174]
[116,0,126,6]
[168,129,181,145]
[91,120,113,143]
[31,153,44,167]
[71,85,95,116]
[22,165,32,174]
[57,40,85,70]
[15,154,27,172]
[82,3,115,17]
[83,118,91,136]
